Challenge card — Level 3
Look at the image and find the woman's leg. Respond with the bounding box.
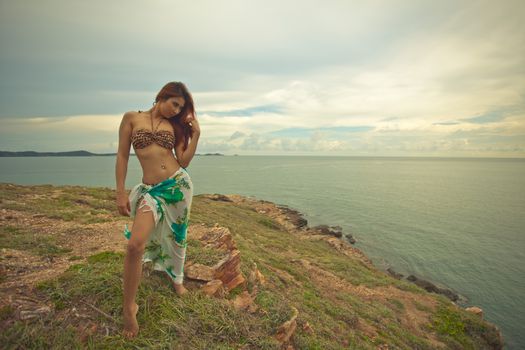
[122,204,155,338]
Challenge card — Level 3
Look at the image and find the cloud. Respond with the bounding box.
[202,104,284,117]
[229,131,246,140]
[1,115,121,133]
[0,0,524,157]
[200,129,350,154]
[459,106,524,124]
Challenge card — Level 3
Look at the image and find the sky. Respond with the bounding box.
[0,0,524,157]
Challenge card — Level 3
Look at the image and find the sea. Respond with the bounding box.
[1,155,524,349]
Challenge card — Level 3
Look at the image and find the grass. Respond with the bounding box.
[0,224,72,257]
[186,238,227,267]
[0,183,122,224]
[4,251,285,349]
[428,301,504,350]
[0,186,504,349]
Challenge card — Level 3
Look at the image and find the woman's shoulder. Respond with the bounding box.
[123,110,143,118]
[122,110,143,126]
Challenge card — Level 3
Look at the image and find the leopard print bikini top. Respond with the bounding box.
[131,111,175,150]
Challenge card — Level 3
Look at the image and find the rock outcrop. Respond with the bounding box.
[185,223,246,293]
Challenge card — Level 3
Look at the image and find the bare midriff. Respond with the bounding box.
[135,146,181,185]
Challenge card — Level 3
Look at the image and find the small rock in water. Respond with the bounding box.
[407,274,459,301]
[345,234,356,244]
[313,224,343,238]
[386,267,404,279]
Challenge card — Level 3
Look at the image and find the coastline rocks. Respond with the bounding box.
[205,193,233,202]
[275,205,308,229]
[313,224,343,238]
[386,267,404,280]
[463,306,505,348]
[227,194,357,245]
[386,268,464,304]
[465,306,483,318]
[345,235,356,244]
[202,195,464,309]
[312,224,357,245]
[407,274,459,302]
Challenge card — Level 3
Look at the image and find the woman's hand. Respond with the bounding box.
[116,192,131,216]
[185,114,201,135]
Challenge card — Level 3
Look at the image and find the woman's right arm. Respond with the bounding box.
[115,112,133,216]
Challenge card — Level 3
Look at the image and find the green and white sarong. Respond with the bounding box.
[123,167,193,285]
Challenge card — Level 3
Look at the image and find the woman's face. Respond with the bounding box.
[161,96,185,118]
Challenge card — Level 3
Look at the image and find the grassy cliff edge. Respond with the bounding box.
[0,183,504,349]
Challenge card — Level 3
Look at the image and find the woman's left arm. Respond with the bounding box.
[174,116,201,168]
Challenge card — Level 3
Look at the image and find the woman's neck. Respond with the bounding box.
[148,105,165,124]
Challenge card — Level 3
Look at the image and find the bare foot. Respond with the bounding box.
[173,282,188,296]
[122,302,139,339]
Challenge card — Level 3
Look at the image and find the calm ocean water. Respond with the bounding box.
[1,155,524,349]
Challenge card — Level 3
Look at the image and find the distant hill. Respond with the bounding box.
[0,150,224,157]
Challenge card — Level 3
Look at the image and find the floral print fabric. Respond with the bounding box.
[123,167,193,285]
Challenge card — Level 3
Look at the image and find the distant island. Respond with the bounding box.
[0,150,225,157]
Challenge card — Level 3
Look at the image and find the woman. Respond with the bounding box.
[115,81,200,339]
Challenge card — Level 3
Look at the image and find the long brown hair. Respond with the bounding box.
[154,81,196,151]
